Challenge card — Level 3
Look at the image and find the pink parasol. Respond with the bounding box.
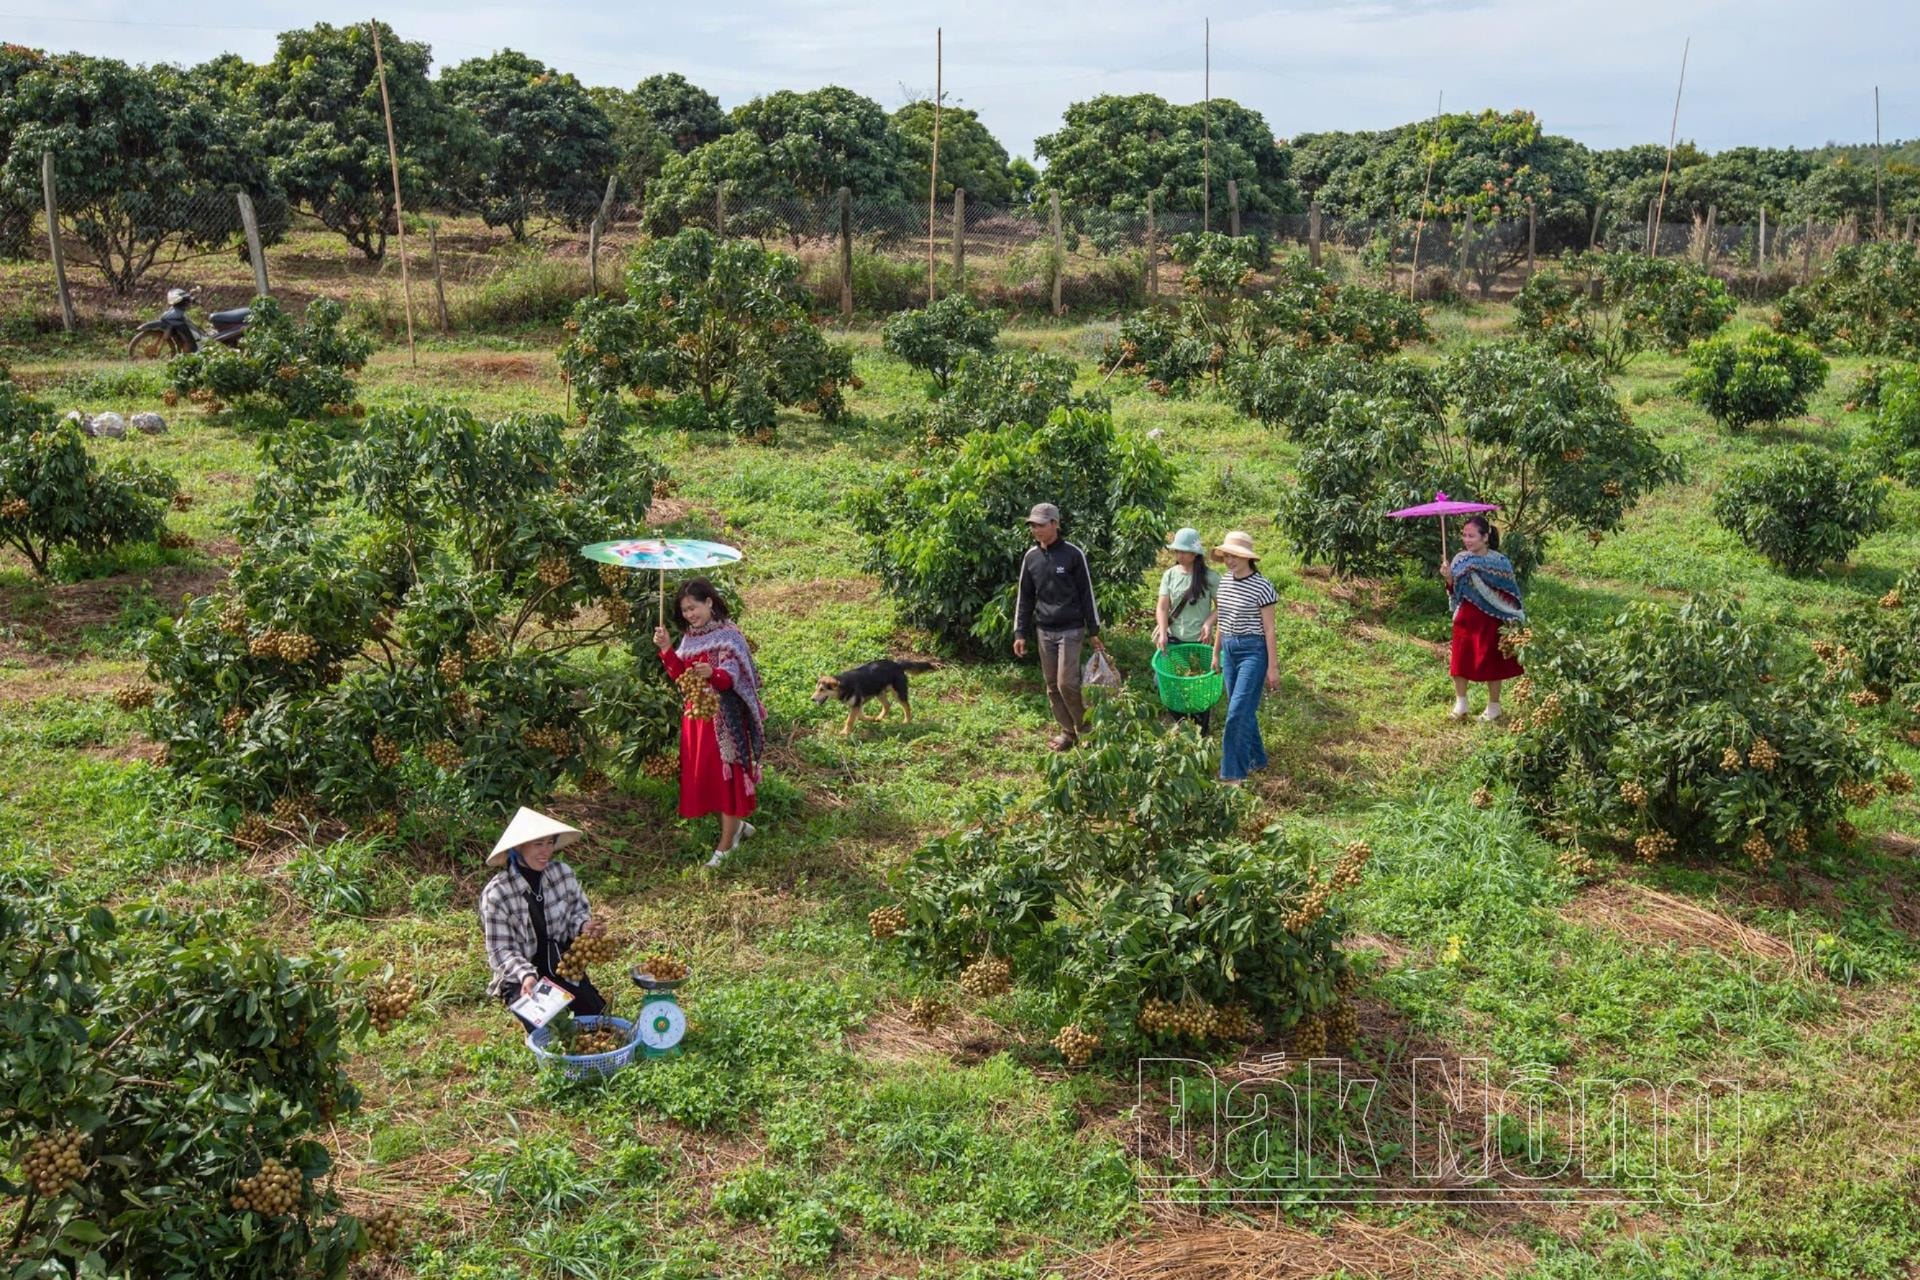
[1385,491,1501,561]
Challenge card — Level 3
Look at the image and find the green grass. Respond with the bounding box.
[2,302,1917,1277]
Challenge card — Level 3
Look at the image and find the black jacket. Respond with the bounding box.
[1014,538,1100,639]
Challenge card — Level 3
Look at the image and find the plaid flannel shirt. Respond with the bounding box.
[478,860,591,999]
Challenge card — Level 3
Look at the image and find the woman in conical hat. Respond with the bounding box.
[478,807,607,1027]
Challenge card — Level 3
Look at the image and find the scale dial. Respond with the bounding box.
[635,996,686,1052]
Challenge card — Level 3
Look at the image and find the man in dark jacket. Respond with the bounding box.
[1012,502,1105,750]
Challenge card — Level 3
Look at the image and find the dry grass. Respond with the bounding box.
[1066,1218,1536,1279]
[1563,880,1797,969]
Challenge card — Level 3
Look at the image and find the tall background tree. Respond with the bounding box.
[0,52,273,291]
[440,49,618,239]
[892,101,1017,205]
[248,22,480,260]
[1034,93,1298,217]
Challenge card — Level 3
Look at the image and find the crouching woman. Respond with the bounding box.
[480,807,608,1029]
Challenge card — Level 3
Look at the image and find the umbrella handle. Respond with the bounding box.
[1439,514,1447,566]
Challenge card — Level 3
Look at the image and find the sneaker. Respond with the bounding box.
[1049,734,1077,752]
[1479,705,1505,723]
[730,820,757,850]
[705,847,730,869]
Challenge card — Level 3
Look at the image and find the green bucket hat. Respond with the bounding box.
[1167,527,1205,555]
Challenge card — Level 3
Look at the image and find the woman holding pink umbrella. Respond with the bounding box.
[1440,514,1525,721]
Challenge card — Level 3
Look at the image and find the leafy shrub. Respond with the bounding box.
[559,229,855,438]
[2,876,373,1277]
[1100,305,1208,392]
[1681,328,1830,432]
[452,248,592,330]
[918,349,1107,446]
[1103,242,1427,393]
[1513,250,1735,372]
[1858,362,1920,482]
[0,376,179,576]
[882,295,1001,392]
[1777,241,1920,358]
[1273,341,1676,578]
[848,407,1173,652]
[891,698,1360,1053]
[1274,390,1440,576]
[1231,252,1430,357]
[1711,446,1888,574]
[1228,345,1445,440]
[1504,599,1887,866]
[166,297,371,423]
[144,402,677,823]
[1836,566,1920,725]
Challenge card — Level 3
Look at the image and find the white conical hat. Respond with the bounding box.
[487,807,583,867]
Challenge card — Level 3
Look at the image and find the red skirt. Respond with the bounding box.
[1451,600,1524,682]
[677,715,757,819]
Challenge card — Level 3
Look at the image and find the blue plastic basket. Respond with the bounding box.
[525,1015,639,1080]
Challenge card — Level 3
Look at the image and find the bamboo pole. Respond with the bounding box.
[927,27,942,305]
[1873,86,1884,238]
[370,20,417,366]
[1408,91,1441,301]
[1648,38,1690,255]
[40,153,75,332]
[1202,18,1211,234]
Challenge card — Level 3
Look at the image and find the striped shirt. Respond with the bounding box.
[1214,571,1278,637]
[479,860,591,999]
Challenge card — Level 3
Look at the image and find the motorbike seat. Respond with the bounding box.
[209,307,251,327]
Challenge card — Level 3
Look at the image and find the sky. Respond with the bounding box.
[4,0,1913,160]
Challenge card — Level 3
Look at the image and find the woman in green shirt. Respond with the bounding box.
[1155,527,1218,734]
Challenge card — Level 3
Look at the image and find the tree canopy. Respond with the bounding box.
[893,101,1018,205]
[1035,93,1298,217]
[440,48,618,239]
[248,22,481,259]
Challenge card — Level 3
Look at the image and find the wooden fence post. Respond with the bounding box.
[1589,198,1605,250]
[1526,199,1537,275]
[40,153,75,333]
[1455,209,1473,295]
[236,192,270,298]
[1700,204,1717,266]
[1801,214,1814,282]
[1227,179,1240,238]
[1308,200,1323,268]
[589,174,617,295]
[715,183,726,237]
[951,188,966,295]
[1145,191,1158,301]
[838,187,853,318]
[428,222,449,333]
[1757,207,1767,273]
[1645,205,1657,256]
[1049,189,1064,317]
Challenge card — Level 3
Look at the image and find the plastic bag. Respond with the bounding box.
[1082,648,1123,690]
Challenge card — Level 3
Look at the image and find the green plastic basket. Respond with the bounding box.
[1151,643,1223,713]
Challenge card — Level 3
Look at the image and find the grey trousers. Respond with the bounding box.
[1037,627,1086,739]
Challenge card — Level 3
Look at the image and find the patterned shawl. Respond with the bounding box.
[678,621,765,787]
[1449,550,1527,624]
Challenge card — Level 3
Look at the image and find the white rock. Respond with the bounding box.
[1146,427,1165,441]
[89,411,127,438]
[63,409,92,430]
[131,412,167,435]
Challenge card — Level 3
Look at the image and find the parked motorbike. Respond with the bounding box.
[127,288,251,359]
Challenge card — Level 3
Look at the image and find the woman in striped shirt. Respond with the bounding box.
[1209,531,1280,785]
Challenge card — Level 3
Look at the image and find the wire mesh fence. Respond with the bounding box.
[3,161,1907,339]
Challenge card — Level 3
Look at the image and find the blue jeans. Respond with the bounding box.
[1218,634,1269,781]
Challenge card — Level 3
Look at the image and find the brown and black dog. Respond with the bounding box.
[812,658,937,735]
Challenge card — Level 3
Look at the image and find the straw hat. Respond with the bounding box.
[1167,527,1204,554]
[487,807,583,867]
[1213,530,1259,562]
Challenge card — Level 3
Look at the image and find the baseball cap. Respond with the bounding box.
[1025,502,1061,525]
